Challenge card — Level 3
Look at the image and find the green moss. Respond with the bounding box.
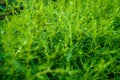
[0,0,120,80]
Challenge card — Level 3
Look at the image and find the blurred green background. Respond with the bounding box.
[0,0,120,80]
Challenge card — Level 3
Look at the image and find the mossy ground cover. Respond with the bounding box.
[0,0,120,80]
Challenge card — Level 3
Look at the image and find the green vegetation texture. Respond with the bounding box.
[0,0,120,80]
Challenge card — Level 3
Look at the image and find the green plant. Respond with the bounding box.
[0,0,120,80]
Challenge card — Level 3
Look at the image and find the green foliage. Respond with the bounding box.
[0,0,120,80]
